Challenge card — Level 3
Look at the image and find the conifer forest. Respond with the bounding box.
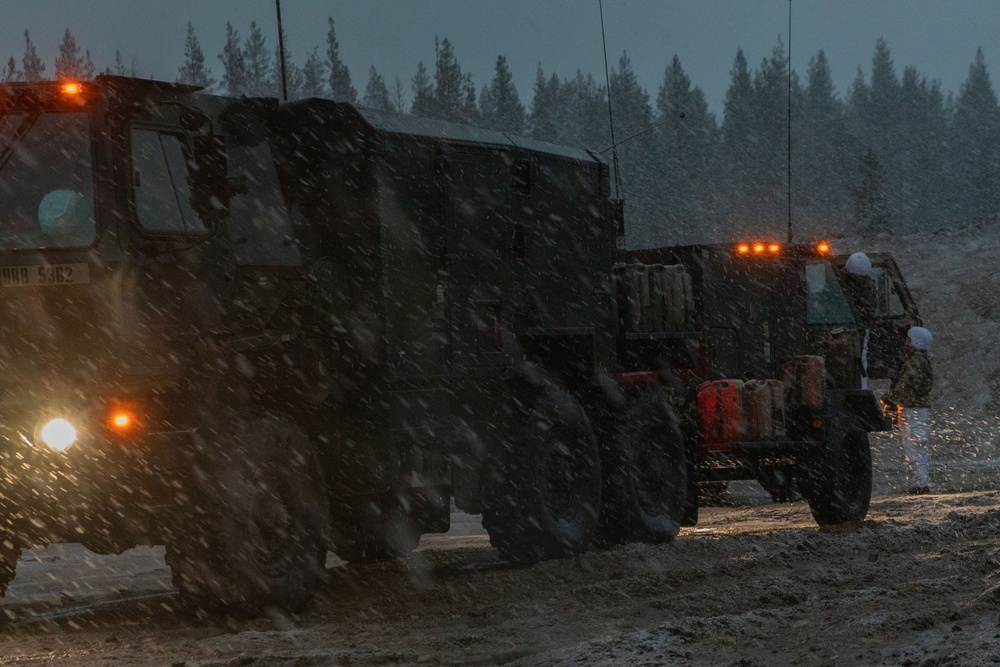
[11,19,1000,247]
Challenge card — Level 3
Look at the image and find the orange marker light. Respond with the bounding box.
[113,413,130,428]
[753,243,765,254]
[816,241,831,255]
[768,243,781,254]
[737,243,750,254]
[61,82,81,95]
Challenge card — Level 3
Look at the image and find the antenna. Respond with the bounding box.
[786,0,793,243]
[599,0,623,199]
[275,0,288,101]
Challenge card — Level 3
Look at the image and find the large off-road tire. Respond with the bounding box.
[165,413,330,614]
[483,382,601,566]
[0,536,19,599]
[599,388,687,545]
[801,420,872,526]
[330,492,420,564]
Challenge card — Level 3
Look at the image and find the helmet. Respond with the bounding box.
[844,252,873,276]
[38,189,93,244]
[907,326,933,351]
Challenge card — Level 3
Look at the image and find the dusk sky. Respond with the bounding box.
[3,1,1000,115]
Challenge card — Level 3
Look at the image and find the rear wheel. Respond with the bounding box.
[330,492,420,564]
[599,389,687,544]
[802,421,872,526]
[483,382,601,565]
[166,413,330,614]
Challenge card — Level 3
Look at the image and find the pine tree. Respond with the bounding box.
[271,32,303,100]
[300,48,326,98]
[798,50,852,232]
[654,55,717,240]
[362,66,392,111]
[855,148,891,230]
[718,49,755,225]
[177,21,215,89]
[564,70,609,151]
[55,28,86,80]
[326,18,356,102]
[112,49,128,75]
[410,61,434,117]
[82,49,96,79]
[895,65,946,229]
[609,52,655,244]
[1,57,19,82]
[244,22,271,96]
[21,30,45,82]
[480,55,525,134]
[219,22,247,97]
[529,66,561,141]
[951,48,1000,222]
[749,38,794,230]
[391,76,407,113]
[433,37,463,121]
[460,72,478,124]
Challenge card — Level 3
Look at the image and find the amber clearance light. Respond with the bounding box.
[816,240,831,255]
[106,400,141,434]
[60,82,82,95]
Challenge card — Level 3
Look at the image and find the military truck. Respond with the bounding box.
[615,242,920,522]
[0,75,690,614]
[0,73,918,615]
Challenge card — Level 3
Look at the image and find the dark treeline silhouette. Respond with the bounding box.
[3,22,999,245]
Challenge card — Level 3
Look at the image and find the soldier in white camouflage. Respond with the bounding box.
[884,326,934,494]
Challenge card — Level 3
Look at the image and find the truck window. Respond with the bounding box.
[0,111,94,249]
[871,266,905,317]
[227,143,300,266]
[131,128,207,235]
[805,262,855,325]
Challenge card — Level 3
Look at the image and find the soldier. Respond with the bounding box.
[843,252,877,388]
[884,326,934,495]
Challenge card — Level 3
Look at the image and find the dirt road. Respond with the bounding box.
[1,482,1000,667]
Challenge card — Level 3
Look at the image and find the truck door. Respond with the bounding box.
[858,254,921,378]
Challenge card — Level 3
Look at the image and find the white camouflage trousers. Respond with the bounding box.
[898,407,930,488]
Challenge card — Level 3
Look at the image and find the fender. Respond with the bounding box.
[829,388,892,432]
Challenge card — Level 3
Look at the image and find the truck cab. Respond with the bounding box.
[0,76,328,612]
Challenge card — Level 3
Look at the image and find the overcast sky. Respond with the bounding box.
[3,1,1000,116]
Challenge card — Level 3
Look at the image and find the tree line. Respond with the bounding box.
[4,21,999,245]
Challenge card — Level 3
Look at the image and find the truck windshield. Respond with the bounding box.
[805,261,856,325]
[0,111,94,250]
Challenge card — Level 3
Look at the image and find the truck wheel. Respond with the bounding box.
[166,414,330,614]
[599,389,686,544]
[803,424,872,526]
[0,537,19,598]
[330,493,419,564]
[483,383,601,565]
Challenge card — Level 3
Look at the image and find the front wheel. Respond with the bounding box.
[166,413,330,614]
[801,422,872,526]
[483,382,601,565]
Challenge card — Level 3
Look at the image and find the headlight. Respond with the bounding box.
[39,418,77,451]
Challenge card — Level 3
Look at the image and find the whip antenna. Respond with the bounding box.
[276,0,288,101]
[787,0,793,243]
[599,0,622,199]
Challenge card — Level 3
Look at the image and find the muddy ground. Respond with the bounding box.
[3,473,1000,666]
